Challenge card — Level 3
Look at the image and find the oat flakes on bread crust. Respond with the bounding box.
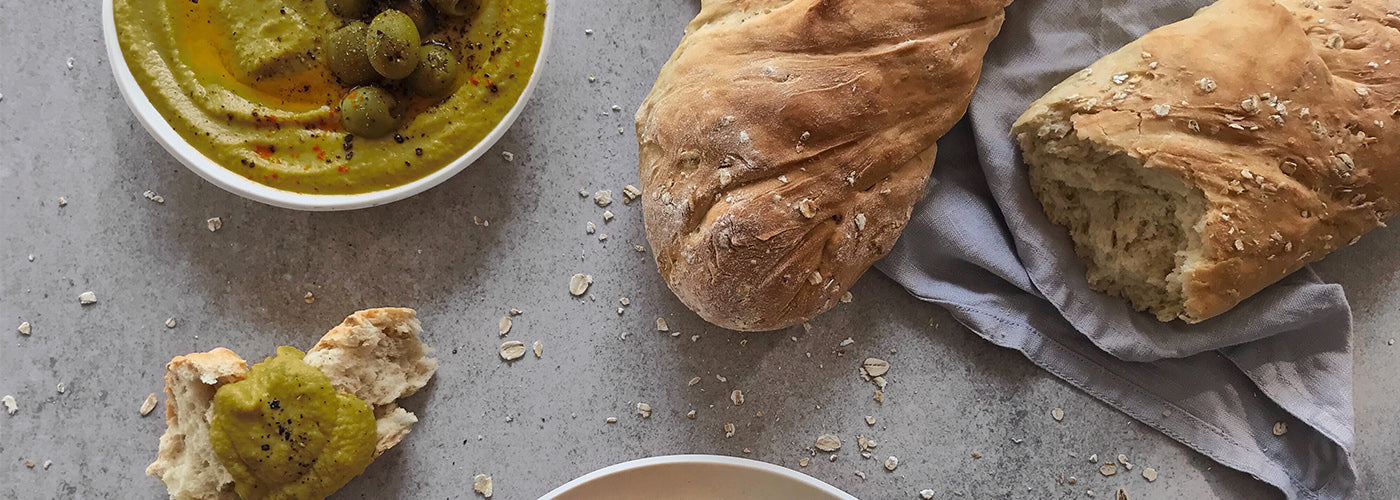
[145,348,248,500]
[636,0,1012,331]
[1013,0,1400,322]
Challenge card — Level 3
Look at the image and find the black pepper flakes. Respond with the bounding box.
[394,134,404,143]
[415,147,423,156]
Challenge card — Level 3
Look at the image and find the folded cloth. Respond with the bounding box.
[875,0,1356,498]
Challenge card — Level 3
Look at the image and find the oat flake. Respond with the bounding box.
[815,434,841,452]
[3,395,15,415]
[206,217,222,232]
[884,456,899,471]
[594,190,613,207]
[533,341,542,358]
[1052,408,1065,421]
[1100,462,1118,476]
[140,393,158,416]
[731,390,744,406]
[79,291,97,305]
[1142,467,1158,482]
[1273,421,1288,436]
[862,358,890,378]
[656,317,669,332]
[499,341,527,361]
[17,322,31,335]
[164,317,176,329]
[637,402,652,418]
[569,274,593,296]
[725,423,736,438]
[498,317,513,336]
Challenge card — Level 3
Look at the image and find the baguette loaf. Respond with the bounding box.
[1013,0,1400,322]
[146,308,437,499]
[636,0,1012,331]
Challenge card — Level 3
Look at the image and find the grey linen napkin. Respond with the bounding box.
[875,0,1356,498]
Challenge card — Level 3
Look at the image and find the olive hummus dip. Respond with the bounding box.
[115,0,546,194]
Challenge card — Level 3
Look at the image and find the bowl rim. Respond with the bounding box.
[101,0,555,211]
[536,454,860,500]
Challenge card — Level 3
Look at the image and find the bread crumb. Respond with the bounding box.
[569,274,593,296]
[499,341,527,361]
[532,341,542,358]
[140,393,158,416]
[636,402,652,418]
[594,190,612,207]
[17,322,30,335]
[206,217,222,232]
[498,317,512,336]
[730,390,744,406]
[815,434,841,451]
[473,474,493,498]
[78,291,97,305]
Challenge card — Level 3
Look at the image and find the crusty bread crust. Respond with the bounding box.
[145,348,247,500]
[635,0,1012,331]
[1013,0,1400,322]
[148,308,436,497]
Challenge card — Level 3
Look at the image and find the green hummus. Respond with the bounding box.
[209,346,376,500]
[114,0,546,194]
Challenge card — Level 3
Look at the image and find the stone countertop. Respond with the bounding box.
[2,1,1396,499]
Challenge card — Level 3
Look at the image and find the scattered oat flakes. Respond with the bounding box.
[1142,467,1158,482]
[303,292,315,304]
[731,390,744,406]
[884,456,899,471]
[164,317,176,329]
[1100,462,1118,477]
[1273,421,1288,436]
[1052,408,1065,421]
[1118,454,1133,470]
[498,317,512,336]
[815,434,841,452]
[533,341,542,358]
[873,390,884,403]
[501,151,514,162]
[637,402,652,418]
[499,341,527,361]
[606,417,617,423]
[725,423,736,438]
[586,221,595,234]
[140,393,159,416]
[862,358,890,378]
[800,458,810,467]
[206,217,222,232]
[920,490,935,499]
[655,317,669,332]
[79,291,97,305]
[143,190,165,203]
[2,395,15,415]
[622,185,642,203]
[858,434,877,452]
[594,190,612,207]
[865,415,875,426]
[473,474,493,498]
[569,273,593,296]
[17,322,30,335]
[602,210,614,222]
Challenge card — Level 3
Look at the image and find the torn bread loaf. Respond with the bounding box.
[146,308,436,499]
[636,0,1013,331]
[1013,0,1400,322]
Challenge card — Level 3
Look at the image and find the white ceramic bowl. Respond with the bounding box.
[102,0,554,211]
[538,455,859,500]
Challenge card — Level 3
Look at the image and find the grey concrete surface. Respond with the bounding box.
[1,1,1395,499]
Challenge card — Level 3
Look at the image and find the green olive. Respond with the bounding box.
[367,10,421,80]
[392,0,437,35]
[427,0,475,17]
[325,0,367,18]
[339,86,398,138]
[406,45,459,98]
[325,22,379,87]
